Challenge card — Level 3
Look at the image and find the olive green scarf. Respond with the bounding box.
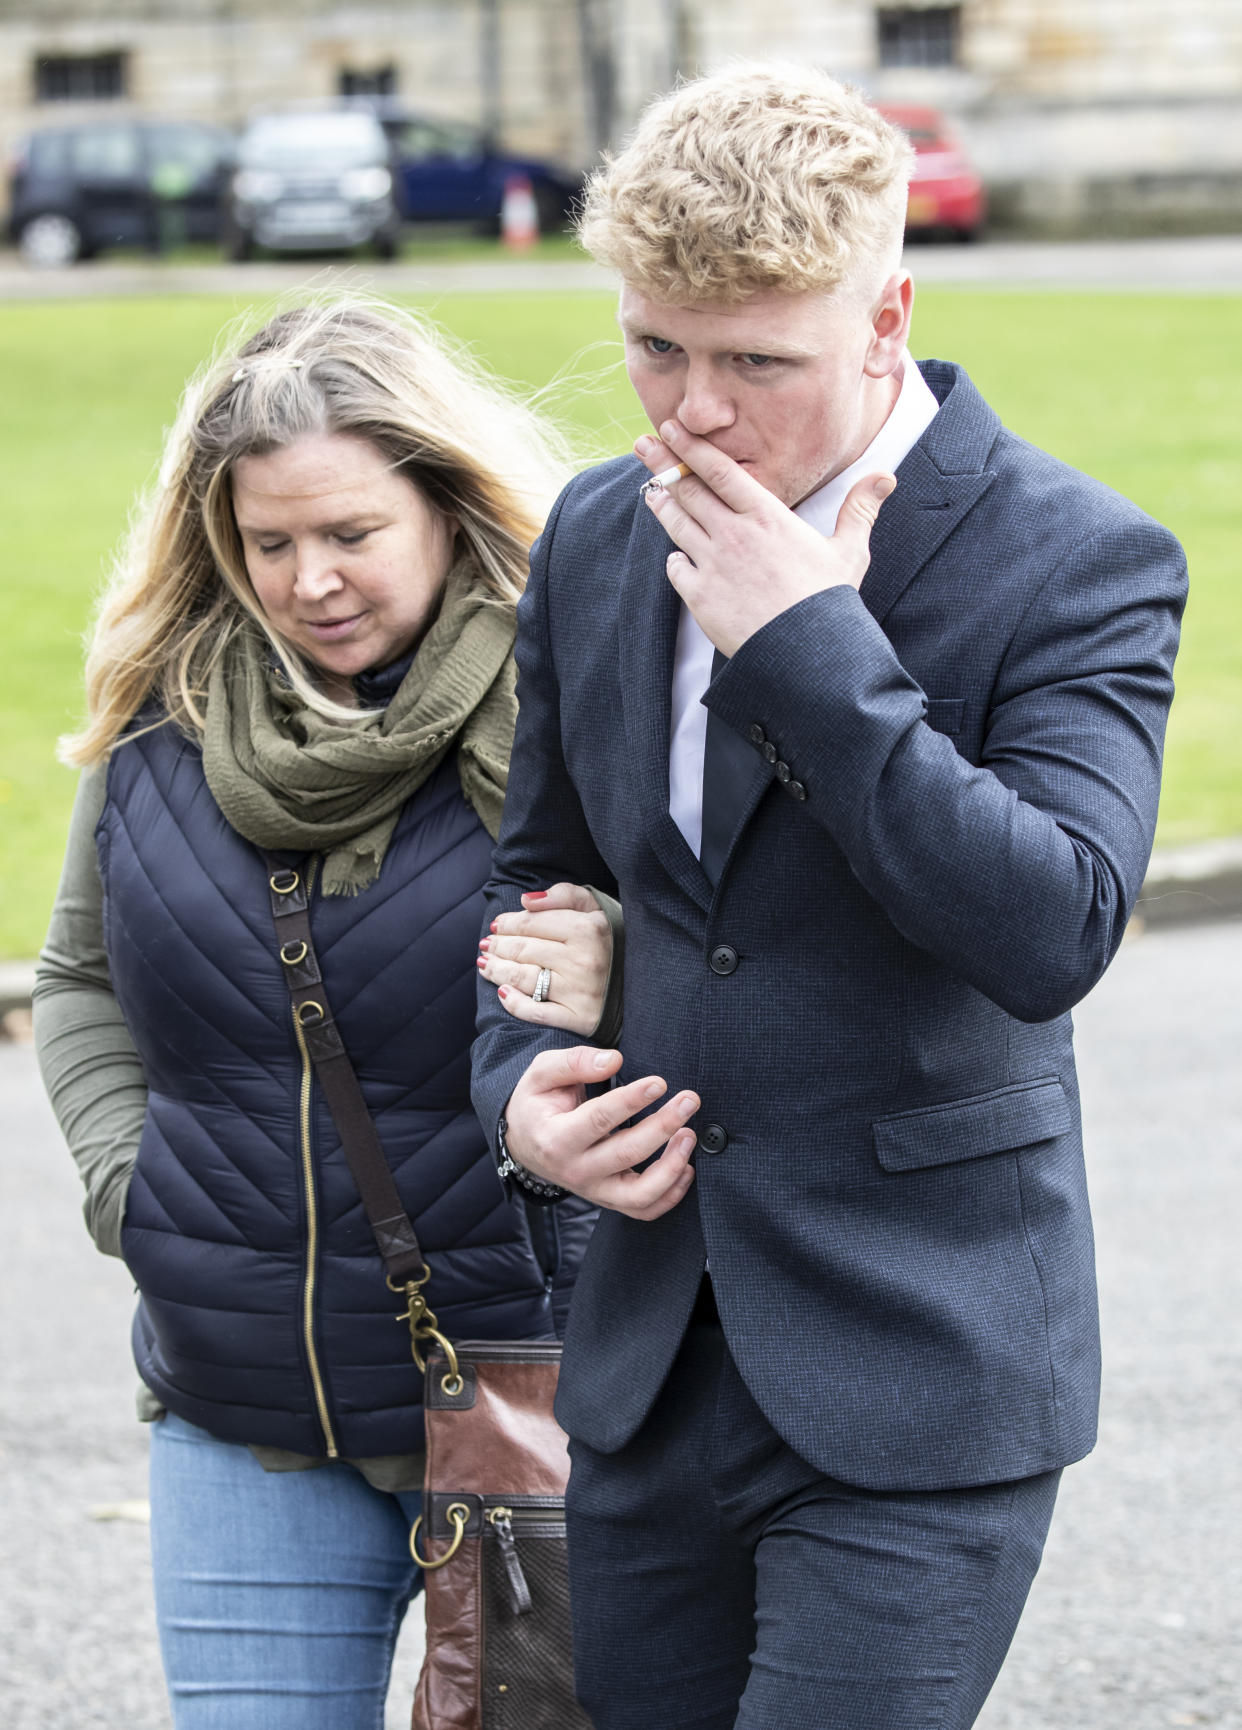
[202,577,516,896]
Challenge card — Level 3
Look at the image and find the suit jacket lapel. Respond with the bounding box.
[618,503,714,911]
[861,362,999,625]
[861,446,993,624]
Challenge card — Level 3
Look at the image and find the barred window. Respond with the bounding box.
[339,65,398,98]
[877,7,961,69]
[34,51,128,102]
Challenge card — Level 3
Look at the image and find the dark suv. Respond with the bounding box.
[8,118,234,266]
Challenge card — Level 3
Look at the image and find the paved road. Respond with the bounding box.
[2,233,1242,302]
[2,918,1239,1728]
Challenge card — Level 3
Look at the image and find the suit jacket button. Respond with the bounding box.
[787,779,807,801]
[709,945,738,975]
[761,741,778,764]
[698,1123,729,1154]
[775,760,791,783]
[748,723,766,747]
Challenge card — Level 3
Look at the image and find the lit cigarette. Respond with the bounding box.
[640,461,691,495]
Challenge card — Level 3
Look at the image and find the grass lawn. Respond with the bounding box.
[1,287,1238,957]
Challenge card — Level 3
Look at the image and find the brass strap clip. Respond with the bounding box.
[388,1271,462,1393]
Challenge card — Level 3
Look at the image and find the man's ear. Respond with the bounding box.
[864,272,914,378]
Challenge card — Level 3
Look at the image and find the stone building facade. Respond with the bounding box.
[0,1,594,161]
[3,0,1241,232]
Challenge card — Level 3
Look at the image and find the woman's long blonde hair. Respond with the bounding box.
[64,296,578,765]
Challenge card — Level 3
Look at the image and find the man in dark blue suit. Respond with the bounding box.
[470,64,1185,1730]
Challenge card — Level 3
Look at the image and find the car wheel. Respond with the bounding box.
[19,212,83,268]
[373,228,399,261]
[224,225,254,262]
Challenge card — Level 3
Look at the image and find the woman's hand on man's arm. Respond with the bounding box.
[477,881,620,1038]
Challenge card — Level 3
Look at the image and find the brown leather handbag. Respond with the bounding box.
[412,1340,588,1729]
[262,855,591,1730]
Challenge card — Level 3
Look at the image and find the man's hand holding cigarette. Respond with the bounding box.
[635,419,896,658]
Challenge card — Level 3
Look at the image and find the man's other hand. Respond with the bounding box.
[504,1047,699,1221]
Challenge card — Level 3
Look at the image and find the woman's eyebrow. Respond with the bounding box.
[236,512,385,536]
[318,514,386,532]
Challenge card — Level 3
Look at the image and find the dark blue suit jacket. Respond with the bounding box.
[471,361,1186,1491]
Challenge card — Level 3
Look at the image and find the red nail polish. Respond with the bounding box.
[478,937,491,951]
[489,920,498,933]
[524,890,548,901]
[498,987,508,999]
[476,956,487,969]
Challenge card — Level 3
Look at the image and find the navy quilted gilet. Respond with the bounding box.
[98,722,594,1458]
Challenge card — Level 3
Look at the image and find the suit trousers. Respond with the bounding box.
[565,1319,1061,1730]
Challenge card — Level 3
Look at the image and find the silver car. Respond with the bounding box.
[226,110,400,259]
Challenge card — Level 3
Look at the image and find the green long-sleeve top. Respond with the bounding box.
[33,767,140,1260]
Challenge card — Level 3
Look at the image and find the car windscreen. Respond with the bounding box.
[907,129,949,151]
[27,131,72,176]
[147,124,232,183]
[396,119,481,162]
[239,116,386,169]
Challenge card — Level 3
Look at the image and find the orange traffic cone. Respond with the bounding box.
[501,173,538,250]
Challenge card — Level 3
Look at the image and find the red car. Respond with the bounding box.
[876,104,986,241]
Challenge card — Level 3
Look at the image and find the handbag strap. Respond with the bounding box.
[261,852,460,1380]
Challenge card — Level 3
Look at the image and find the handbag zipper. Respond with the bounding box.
[487,1506,532,1613]
[289,856,338,1459]
[486,1501,567,1615]
[448,1340,563,1364]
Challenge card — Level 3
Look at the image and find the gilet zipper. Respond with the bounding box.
[289,856,339,1458]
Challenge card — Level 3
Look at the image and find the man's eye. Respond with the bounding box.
[739,353,776,368]
[646,338,676,356]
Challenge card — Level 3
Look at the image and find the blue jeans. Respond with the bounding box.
[148,1412,422,1730]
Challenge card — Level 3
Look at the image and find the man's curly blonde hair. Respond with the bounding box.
[578,64,913,305]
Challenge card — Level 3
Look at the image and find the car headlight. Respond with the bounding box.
[340,166,392,201]
[234,169,283,203]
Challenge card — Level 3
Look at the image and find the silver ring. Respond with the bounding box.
[532,967,552,1004]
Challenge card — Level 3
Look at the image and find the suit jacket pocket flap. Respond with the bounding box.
[873,1079,1071,1173]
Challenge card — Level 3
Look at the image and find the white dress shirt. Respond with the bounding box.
[668,353,942,855]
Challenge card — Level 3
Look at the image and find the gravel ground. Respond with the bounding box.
[977,920,1242,1730]
[2,917,1239,1728]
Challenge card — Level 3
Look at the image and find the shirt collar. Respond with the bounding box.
[794,353,940,538]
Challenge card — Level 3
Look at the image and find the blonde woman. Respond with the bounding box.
[33,299,616,1729]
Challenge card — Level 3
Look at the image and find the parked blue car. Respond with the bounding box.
[359,104,582,230]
